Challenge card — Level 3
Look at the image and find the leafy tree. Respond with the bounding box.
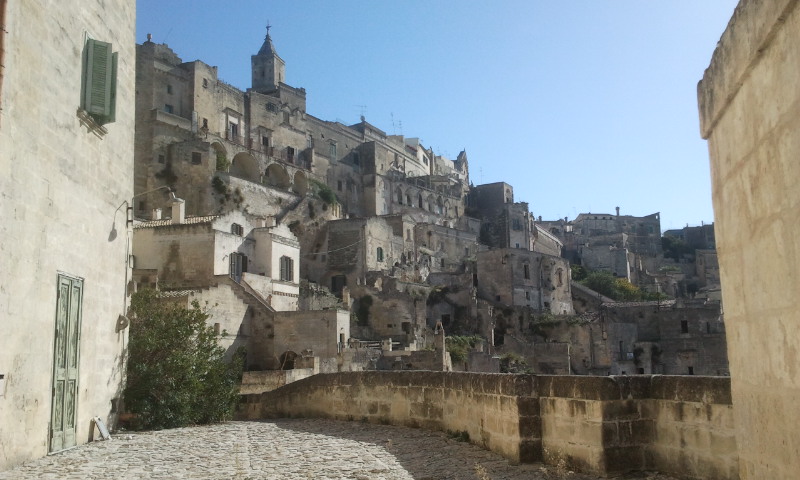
[581,271,618,298]
[124,289,243,430]
[499,352,530,374]
[570,264,588,282]
[445,335,482,363]
[662,235,693,262]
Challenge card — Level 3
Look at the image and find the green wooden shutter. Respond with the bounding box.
[83,39,117,124]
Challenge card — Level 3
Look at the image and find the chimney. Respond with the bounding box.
[171,198,185,225]
[146,33,152,42]
[151,208,162,220]
[616,206,620,217]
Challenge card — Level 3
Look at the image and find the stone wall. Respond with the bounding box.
[698,1,800,477]
[0,0,136,469]
[238,372,737,479]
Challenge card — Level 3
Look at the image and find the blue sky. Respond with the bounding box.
[136,1,738,231]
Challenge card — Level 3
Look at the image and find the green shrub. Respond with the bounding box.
[215,151,230,171]
[446,335,482,363]
[124,289,243,430]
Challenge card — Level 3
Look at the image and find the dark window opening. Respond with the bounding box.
[164,104,173,114]
[279,256,294,282]
[681,320,689,334]
[191,152,201,165]
[441,314,451,327]
[687,366,694,375]
[523,264,530,279]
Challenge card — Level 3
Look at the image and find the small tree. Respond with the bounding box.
[124,289,243,430]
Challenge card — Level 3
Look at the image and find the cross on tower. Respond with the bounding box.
[266,21,272,37]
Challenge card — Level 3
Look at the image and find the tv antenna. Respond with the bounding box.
[355,105,367,120]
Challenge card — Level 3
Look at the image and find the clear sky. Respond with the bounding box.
[136,0,738,231]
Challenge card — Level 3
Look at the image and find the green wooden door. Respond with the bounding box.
[50,274,82,452]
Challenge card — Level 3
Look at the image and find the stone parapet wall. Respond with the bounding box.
[237,372,736,479]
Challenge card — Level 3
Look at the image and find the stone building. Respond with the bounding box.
[476,249,573,315]
[134,33,469,226]
[131,208,350,371]
[0,0,136,469]
[699,0,800,476]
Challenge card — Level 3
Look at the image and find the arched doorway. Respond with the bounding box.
[265,163,291,189]
[293,171,309,195]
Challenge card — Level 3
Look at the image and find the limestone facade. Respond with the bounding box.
[698,0,800,477]
[0,0,135,469]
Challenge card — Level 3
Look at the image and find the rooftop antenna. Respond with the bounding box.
[356,105,367,120]
[398,120,403,135]
[391,112,396,134]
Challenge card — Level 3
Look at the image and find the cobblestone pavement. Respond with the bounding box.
[1,419,679,480]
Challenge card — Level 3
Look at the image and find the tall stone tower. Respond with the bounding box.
[251,26,285,93]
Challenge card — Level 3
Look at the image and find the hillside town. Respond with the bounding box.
[131,30,727,386]
[2,2,745,475]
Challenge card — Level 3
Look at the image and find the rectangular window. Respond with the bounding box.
[307,136,314,149]
[231,223,244,236]
[681,320,689,334]
[164,104,173,114]
[329,143,337,159]
[82,38,117,125]
[191,152,201,165]
[523,264,530,279]
[287,146,295,162]
[337,180,342,191]
[376,247,384,262]
[279,256,294,282]
[266,102,277,112]
[166,84,173,94]
[158,154,165,164]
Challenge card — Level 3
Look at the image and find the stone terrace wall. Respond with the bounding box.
[237,372,736,479]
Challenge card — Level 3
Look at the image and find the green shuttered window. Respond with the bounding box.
[82,38,117,125]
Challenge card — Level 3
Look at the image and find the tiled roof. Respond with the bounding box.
[133,215,219,229]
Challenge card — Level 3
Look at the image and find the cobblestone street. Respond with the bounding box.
[0,420,678,480]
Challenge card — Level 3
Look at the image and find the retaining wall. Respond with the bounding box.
[237,372,736,479]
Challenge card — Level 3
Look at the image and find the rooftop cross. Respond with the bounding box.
[266,21,271,37]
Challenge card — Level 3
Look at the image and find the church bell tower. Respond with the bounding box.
[251,24,285,93]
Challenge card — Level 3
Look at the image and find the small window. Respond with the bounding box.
[523,264,530,279]
[202,118,208,129]
[337,180,342,191]
[261,135,270,146]
[287,146,295,162]
[283,111,290,124]
[191,152,201,165]
[266,102,277,112]
[687,366,694,375]
[307,136,314,149]
[376,247,384,262]
[202,78,209,88]
[353,152,360,166]
[166,84,173,94]
[231,223,244,236]
[681,320,689,334]
[164,104,173,114]
[329,143,337,159]
[525,291,530,300]
[158,154,165,164]
[279,256,294,282]
[440,258,445,268]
